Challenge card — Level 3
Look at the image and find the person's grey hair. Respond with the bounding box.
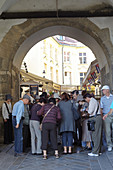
[23,94,31,101]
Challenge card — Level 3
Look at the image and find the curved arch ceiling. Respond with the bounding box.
[13,25,107,70]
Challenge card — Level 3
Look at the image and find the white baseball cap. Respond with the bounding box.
[101,85,110,90]
[54,93,61,99]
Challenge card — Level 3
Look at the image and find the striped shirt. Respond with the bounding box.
[38,103,61,124]
[100,94,113,115]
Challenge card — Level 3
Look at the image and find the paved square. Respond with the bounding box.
[0,144,113,170]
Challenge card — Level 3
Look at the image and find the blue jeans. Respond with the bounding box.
[62,132,73,147]
[12,117,23,153]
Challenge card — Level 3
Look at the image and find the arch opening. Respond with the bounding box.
[13,25,108,72]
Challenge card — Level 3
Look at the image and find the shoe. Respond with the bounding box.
[14,153,18,157]
[32,153,36,155]
[62,152,67,154]
[87,147,92,151]
[14,153,25,157]
[88,152,99,157]
[43,155,47,160]
[36,153,43,155]
[55,154,59,159]
[82,147,87,151]
[68,151,73,154]
[18,153,25,156]
[108,146,112,152]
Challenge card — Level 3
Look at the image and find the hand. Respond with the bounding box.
[4,119,7,122]
[82,114,86,117]
[16,124,19,128]
[86,108,88,111]
[103,114,108,120]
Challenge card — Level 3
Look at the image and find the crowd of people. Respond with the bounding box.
[2,85,113,159]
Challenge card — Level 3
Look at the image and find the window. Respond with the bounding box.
[69,72,72,85]
[56,70,58,83]
[64,56,66,62]
[80,73,83,76]
[55,49,58,62]
[64,72,71,85]
[79,52,86,56]
[67,52,70,62]
[44,63,47,73]
[43,63,47,78]
[79,57,82,64]
[64,51,70,63]
[50,45,52,58]
[50,67,53,80]
[79,53,87,64]
[80,78,83,84]
[65,72,67,76]
[83,57,87,64]
[59,36,63,40]
[80,72,86,85]
[43,40,46,53]
[79,57,87,64]
[79,53,82,56]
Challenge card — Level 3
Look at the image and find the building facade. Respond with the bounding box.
[22,36,95,87]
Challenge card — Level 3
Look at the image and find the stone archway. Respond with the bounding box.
[1,17,113,143]
[0,18,113,103]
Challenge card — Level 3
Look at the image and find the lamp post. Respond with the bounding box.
[24,62,28,73]
[45,82,48,93]
[43,70,46,78]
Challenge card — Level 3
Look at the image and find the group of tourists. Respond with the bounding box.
[2,85,113,159]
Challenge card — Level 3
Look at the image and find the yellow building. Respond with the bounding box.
[21,36,95,93]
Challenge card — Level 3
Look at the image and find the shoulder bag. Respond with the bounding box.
[87,103,99,131]
[71,100,80,120]
[40,105,54,131]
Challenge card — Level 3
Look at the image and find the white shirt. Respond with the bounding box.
[2,102,12,120]
[88,98,100,117]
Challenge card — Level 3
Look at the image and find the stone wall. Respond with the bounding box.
[0,67,20,143]
[0,18,113,143]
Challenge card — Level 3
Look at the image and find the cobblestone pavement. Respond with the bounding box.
[0,144,113,170]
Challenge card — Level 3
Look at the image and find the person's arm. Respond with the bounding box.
[88,99,96,116]
[2,103,7,122]
[103,101,113,120]
[37,105,44,116]
[57,107,62,120]
[103,109,113,120]
[16,104,24,128]
[100,98,103,117]
[100,108,103,117]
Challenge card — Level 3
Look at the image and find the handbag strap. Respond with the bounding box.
[4,102,10,114]
[42,105,54,123]
[95,103,99,117]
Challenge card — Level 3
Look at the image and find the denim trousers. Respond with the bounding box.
[12,117,23,153]
[62,132,73,147]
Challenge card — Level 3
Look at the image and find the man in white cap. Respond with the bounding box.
[100,85,113,151]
